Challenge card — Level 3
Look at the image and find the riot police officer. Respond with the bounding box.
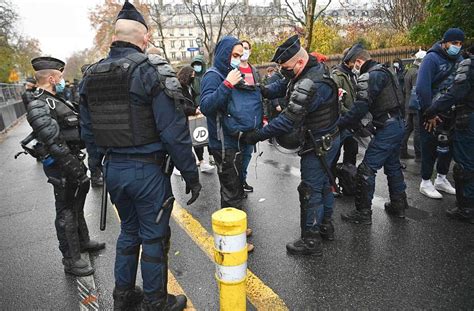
[26,56,105,276]
[337,46,408,223]
[79,2,200,310]
[241,35,341,256]
[424,45,474,223]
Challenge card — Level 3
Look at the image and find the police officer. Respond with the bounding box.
[79,2,200,310]
[241,35,340,256]
[26,57,105,276]
[424,45,474,223]
[337,45,408,223]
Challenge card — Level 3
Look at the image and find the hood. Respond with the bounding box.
[213,36,241,76]
[427,41,461,62]
[191,54,207,72]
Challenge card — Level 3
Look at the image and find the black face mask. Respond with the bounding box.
[280,66,296,80]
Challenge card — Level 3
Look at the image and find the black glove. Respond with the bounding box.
[240,130,261,145]
[57,154,90,185]
[182,172,201,205]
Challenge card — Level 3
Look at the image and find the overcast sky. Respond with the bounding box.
[13,0,103,61]
[13,0,350,61]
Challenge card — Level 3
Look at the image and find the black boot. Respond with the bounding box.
[449,164,474,224]
[91,168,103,187]
[141,294,187,311]
[446,206,474,224]
[113,286,144,311]
[286,230,323,256]
[320,218,335,241]
[341,209,372,224]
[62,257,95,276]
[81,240,106,252]
[77,210,106,252]
[341,163,374,225]
[242,181,254,192]
[385,192,409,218]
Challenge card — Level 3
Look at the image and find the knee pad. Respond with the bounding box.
[297,182,312,206]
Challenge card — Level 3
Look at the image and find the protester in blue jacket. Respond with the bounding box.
[200,36,263,210]
[415,28,464,199]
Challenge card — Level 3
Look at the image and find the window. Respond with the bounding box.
[171,52,176,59]
[181,51,187,59]
[171,40,175,48]
[180,40,185,48]
[189,39,194,47]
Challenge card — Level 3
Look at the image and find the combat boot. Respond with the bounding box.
[141,294,187,311]
[341,209,372,224]
[91,168,103,187]
[113,286,144,311]
[286,230,323,256]
[81,240,106,252]
[62,257,94,276]
[320,218,335,241]
[77,211,106,252]
[385,192,409,218]
[446,206,474,224]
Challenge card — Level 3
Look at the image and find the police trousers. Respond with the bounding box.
[106,159,173,302]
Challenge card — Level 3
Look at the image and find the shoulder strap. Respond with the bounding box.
[204,67,226,81]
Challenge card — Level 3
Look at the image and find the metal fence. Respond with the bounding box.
[0,83,24,107]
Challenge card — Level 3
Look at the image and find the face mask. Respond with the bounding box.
[54,78,65,93]
[193,65,202,73]
[241,50,250,61]
[230,57,241,69]
[447,45,461,56]
[280,63,298,80]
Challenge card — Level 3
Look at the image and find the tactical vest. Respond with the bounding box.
[432,59,460,102]
[367,64,402,118]
[296,65,339,131]
[456,56,474,109]
[85,53,177,148]
[34,90,82,145]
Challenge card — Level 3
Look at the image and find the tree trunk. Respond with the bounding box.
[304,0,316,52]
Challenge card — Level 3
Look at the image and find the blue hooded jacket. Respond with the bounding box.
[200,36,263,150]
[415,42,463,111]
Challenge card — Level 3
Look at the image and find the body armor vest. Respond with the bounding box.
[299,65,339,131]
[367,64,402,119]
[34,90,82,146]
[84,53,161,148]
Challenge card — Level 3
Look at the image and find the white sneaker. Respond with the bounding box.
[419,180,443,199]
[200,161,215,173]
[173,168,181,176]
[434,175,456,195]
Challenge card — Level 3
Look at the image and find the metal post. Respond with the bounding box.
[212,208,247,311]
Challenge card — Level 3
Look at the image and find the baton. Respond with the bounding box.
[100,162,107,231]
[307,129,341,194]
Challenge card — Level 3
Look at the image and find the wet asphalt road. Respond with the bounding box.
[1,119,473,310]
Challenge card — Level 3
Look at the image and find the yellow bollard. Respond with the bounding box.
[212,208,247,311]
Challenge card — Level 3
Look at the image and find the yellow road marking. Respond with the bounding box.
[112,204,194,309]
[172,202,289,310]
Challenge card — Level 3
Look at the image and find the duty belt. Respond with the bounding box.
[373,109,401,129]
[106,152,166,166]
[298,127,339,156]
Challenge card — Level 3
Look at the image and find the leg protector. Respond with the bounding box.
[297,182,312,235]
[354,162,375,212]
[453,163,474,208]
[385,192,408,218]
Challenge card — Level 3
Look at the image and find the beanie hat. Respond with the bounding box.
[442,28,465,43]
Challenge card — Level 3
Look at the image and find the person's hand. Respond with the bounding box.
[195,107,201,115]
[185,182,202,205]
[276,105,282,112]
[225,69,242,86]
[424,116,442,132]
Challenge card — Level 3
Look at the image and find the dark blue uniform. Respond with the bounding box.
[339,59,407,222]
[80,42,199,304]
[425,56,474,222]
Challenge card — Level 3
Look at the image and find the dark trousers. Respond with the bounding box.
[106,159,173,302]
[194,146,204,162]
[453,112,474,199]
[401,111,421,157]
[43,163,90,257]
[210,149,244,208]
[419,114,452,180]
[331,130,357,174]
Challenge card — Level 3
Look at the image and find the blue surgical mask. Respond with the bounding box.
[447,45,461,56]
[230,57,241,69]
[55,78,65,93]
[193,65,202,73]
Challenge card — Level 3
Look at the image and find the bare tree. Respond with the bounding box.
[375,0,427,31]
[283,0,332,51]
[183,0,238,64]
[148,2,176,62]
[0,0,18,45]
